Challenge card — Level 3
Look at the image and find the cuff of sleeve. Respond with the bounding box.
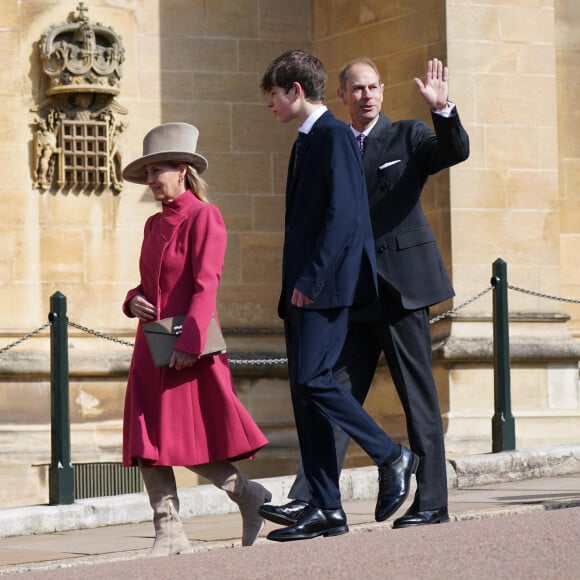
[432,101,456,117]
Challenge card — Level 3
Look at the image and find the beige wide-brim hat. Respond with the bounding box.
[122,122,208,184]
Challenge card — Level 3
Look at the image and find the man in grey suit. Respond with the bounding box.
[259,58,469,529]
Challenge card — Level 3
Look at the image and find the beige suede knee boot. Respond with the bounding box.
[140,465,192,557]
[189,461,272,546]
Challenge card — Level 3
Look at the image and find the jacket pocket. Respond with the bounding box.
[396,226,436,250]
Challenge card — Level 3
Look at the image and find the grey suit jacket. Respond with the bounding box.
[362,110,469,309]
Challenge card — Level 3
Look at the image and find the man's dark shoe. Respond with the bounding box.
[393,506,450,528]
[375,445,419,522]
[266,505,349,542]
[258,499,309,526]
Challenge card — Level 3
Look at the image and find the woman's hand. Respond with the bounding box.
[170,350,198,371]
[129,295,157,322]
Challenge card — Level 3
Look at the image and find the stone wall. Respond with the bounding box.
[556,0,580,336]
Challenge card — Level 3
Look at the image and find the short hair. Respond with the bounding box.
[260,49,327,102]
[338,57,381,91]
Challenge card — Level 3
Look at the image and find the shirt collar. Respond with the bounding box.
[298,105,328,135]
[350,115,380,138]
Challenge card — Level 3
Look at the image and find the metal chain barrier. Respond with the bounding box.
[66,320,135,347]
[67,321,286,366]
[1,283,578,364]
[0,322,50,356]
[429,286,493,324]
[229,357,288,367]
[508,284,580,304]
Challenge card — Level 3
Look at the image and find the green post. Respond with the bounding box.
[490,259,516,452]
[48,291,74,504]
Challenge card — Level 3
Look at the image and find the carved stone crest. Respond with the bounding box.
[31,3,127,193]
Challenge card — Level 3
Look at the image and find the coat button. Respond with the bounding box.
[378,245,386,254]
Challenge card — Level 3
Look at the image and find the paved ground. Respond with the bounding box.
[13,508,578,580]
[0,472,578,578]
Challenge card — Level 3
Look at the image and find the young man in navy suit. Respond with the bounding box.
[259,49,419,542]
[260,58,470,530]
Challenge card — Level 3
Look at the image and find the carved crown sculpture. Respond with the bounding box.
[32,3,127,193]
[39,2,125,96]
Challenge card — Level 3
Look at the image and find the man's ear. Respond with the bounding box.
[292,81,303,100]
[336,87,346,104]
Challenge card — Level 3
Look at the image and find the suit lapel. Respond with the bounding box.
[285,111,331,216]
[364,114,392,168]
[364,114,393,206]
[286,130,314,198]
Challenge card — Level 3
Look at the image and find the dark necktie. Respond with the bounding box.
[293,132,306,177]
[356,133,366,157]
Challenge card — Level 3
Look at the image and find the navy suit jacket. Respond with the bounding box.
[278,110,378,319]
[363,110,469,309]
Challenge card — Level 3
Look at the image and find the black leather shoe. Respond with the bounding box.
[258,499,309,526]
[393,506,450,528]
[375,445,419,522]
[267,505,349,542]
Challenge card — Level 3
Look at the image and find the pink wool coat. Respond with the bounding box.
[122,192,268,467]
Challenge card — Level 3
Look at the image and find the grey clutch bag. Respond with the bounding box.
[143,314,227,368]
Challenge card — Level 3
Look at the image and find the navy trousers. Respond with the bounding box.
[289,291,448,511]
[284,305,399,509]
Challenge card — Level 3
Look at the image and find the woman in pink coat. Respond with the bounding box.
[122,122,271,555]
